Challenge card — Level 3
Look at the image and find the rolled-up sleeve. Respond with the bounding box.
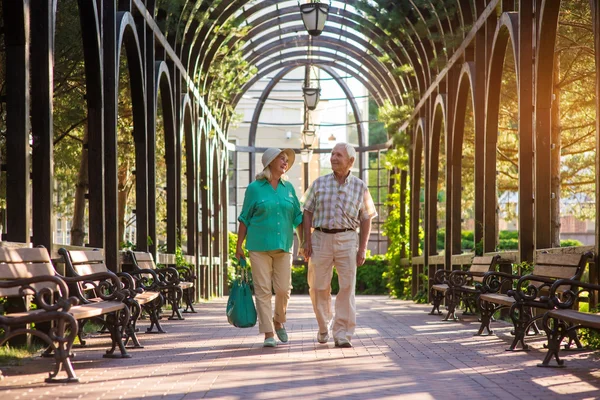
[291,190,303,227]
[238,185,256,226]
[360,187,378,220]
[301,180,317,213]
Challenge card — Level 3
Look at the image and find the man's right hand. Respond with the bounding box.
[303,242,312,261]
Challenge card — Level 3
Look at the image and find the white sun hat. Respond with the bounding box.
[261,148,296,172]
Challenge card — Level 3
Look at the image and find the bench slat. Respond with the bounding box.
[547,309,600,330]
[531,265,579,279]
[0,247,52,263]
[535,253,589,267]
[69,250,104,263]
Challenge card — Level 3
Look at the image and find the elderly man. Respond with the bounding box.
[301,143,377,348]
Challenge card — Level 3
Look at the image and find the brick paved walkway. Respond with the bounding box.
[1,296,600,399]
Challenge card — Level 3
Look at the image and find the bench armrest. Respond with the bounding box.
[121,268,161,292]
[448,270,484,288]
[547,279,600,309]
[0,275,79,312]
[432,269,451,285]
[480,271,521,294]
[510,274,558,303]
[60,271,129,303]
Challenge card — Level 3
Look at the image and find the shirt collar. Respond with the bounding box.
[331,171,351,184]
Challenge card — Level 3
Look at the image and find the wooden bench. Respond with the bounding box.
[0,247,130,383]
[537,278,600,367]
[429,255,501,321]
[59,248,163,344]
[125,250,195,320]
[476,251,593,351]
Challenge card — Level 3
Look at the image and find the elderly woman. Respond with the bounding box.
[235,148,303,347]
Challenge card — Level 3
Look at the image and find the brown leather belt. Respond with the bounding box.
[315,227,354,234]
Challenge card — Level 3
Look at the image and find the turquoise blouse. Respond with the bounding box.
[238,179,303,253]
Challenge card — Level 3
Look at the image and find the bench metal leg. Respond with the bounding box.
[508,304,540,351]
[146,296,167,333]
[443,289,459,321]
[182,288,197,314]
[45,315,79,383]
[538,314,568,367]
[167,287,185,320]
[124,300,144,348]
[104,308,131,359]
[429,288,444,315]
[474,298,497,335]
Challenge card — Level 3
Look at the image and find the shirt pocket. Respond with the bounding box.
[342,199,360,220]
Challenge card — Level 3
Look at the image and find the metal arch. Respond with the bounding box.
[427,93,448,257]
[482,11,519,254]
[232,60,385,110]
[225,12,419,94]
[429,93,448,186]
[181,93,197,256]
[320,65,369,179]
[154,61,176,165]
[534,0,562,250]
[78,0,105,248]
[191,3,423,97]
[245,38,400,103]
[451,62,477,165]
[251,51,392,100]
[484,11,520,154]
[246,66,294,180]
[240,24,411,97]
[154,60,178,253]
[239,56,387,108]
[411,117,427,257]
[116,12,147,143]
[115,10,150,258]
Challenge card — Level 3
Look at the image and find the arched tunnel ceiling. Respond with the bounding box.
[157,0,476,123]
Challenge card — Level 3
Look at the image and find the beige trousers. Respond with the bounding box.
[307,230,358,341]
[248,250,293,334]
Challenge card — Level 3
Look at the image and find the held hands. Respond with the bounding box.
[301,241,313,261]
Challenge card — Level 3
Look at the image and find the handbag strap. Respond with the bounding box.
[238,257,251,283]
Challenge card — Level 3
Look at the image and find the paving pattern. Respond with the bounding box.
[1,295,600,399]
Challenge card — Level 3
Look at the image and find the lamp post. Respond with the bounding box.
[299,1,330,36]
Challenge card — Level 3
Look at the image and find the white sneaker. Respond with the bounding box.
[317,331,329,344]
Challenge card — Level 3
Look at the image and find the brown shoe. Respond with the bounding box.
[334,338,352,348]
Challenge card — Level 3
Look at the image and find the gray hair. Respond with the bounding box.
[334,142,356,160]
[256,167,289,181]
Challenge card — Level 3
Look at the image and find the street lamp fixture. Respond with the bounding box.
[300,147,314,164]
[301,128,316,148]
[299,1,330,36]
[302,86,321,110]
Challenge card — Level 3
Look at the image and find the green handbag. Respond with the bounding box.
[226,258,257,328]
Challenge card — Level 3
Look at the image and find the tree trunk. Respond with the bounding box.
[70,125,88,246]
[117,160,133,246]
[551,53,561,247]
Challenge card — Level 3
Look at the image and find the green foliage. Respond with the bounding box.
[575,305,600,350]
[560,239,583,247]
[512,261,533,276]
[290,256,389,295]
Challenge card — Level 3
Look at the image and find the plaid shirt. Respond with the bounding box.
[302,173,377,230]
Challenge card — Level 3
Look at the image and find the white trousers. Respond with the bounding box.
[249,250,292,333]
[307,230,358,341]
